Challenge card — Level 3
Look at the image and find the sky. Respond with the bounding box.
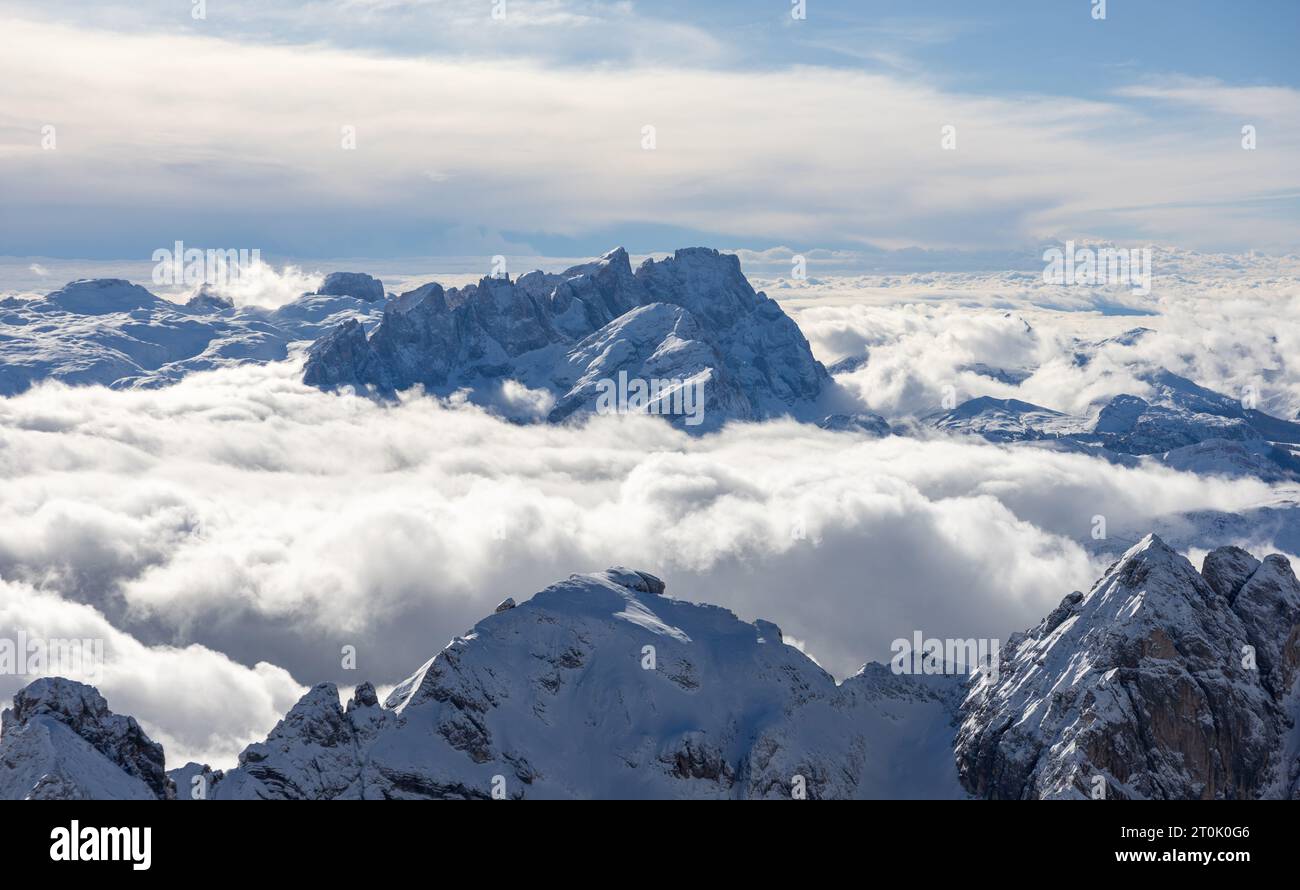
[1,0,1298,261]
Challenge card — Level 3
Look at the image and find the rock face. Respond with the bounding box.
[302,248,829,432]
[818,413,892,436]
[0,277,387,395]
[0,677,171,800]
[955,534,1300,799]
[318,272,385,303]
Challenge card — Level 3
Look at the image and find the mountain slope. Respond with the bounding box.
[212,568,961,800]
[928,368,1300,481]
[955,534,1300,799]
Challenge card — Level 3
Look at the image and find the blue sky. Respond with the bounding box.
[1,0,1297,261]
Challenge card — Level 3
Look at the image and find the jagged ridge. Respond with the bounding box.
[301,247,829,432]
[3,540,1298,800]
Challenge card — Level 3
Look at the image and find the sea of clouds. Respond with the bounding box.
[2,260,1299,769]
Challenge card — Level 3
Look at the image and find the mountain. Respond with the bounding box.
[0,677,171,800]
[929,396,1086,443]
[927,369,1300,481]
[0,569,962,801]
[302,248,829,432]
[956,534,1300,799]
[3,539,1298,800]
[0,277,387,395]
[209,568,961,800]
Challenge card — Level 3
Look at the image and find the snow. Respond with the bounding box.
[928,367,1300,482]
[0,677,170,800]
[0,279,386,396]
[956,534,1300,799]
[197,568,964,799]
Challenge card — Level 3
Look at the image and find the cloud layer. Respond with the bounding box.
[1,279,1290,768]
[2,16,1298,257]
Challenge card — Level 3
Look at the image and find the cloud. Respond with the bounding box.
[195,260,324,308]
[1115,75,1300,124]
[784,254,1300,421]
[0,342,1285,771]
[2,18,1298,256]
[0,577,304,769]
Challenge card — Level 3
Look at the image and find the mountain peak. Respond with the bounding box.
[0,678,171,800]
[957,536,1299,799]
[7,536,1297,800]
[301,245,827,428]
[599,566,667,595]
[317,271,385,303]
[42,278,166,315]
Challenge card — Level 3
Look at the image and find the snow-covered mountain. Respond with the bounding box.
[0,677,172,800]
[4,539,1297,800]
[6,260,1299,478]
[926,367,1300,481]
[0,277,386,395]
[207,568,961,800]
[957,535,1300,799]
[302,247,829,431]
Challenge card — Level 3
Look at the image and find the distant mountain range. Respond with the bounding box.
[5,249,1300,478]
[925,365,1300,483]
[3,535,1298,799]
[0,275,386,396]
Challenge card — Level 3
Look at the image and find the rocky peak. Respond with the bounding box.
[1201,546,1262,601]
[603,567,667,595]
[347,681,380,711]
[202,567,960,799]
[8,537,1294,801]
[318,271,385,303]
[0,677,171,800]
[301,246,827,428]
[185,283,235,312]
[956,535,1300,799]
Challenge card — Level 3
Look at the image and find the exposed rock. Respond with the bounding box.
[6,540,1297,801]
[206,567,959,799]
[302,247,829,431]
[955,534,1300,799]
[929,367,1300,481]
[317,272,386,303]
[168,761,225,801]
[818,412,892,436]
